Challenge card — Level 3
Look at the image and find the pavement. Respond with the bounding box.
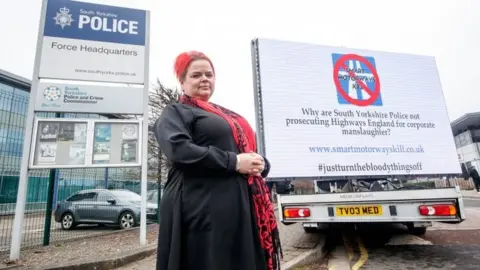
[115,255,155,270]
[114,211,325,270]
[0,213,128,252]
[115,228,324,270]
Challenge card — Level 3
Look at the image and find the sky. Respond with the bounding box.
[0,0,478,127]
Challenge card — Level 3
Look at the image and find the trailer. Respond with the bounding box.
[250,38,466,235]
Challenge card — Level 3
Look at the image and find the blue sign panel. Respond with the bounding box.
[43,0,146,46]
[331,53,383,106]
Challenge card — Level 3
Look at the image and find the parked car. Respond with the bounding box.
[146,189,159,220]
[54,189,157,230]
[147,188,163,204]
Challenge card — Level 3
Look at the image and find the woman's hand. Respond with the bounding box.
[236,153,265,176]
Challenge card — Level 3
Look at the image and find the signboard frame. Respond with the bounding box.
[250,37,461,179]
[29,118,143,169]
[38,0,147,84]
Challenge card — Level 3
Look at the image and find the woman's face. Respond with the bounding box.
[181,59,215,101]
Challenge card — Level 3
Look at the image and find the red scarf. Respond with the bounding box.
[179,94,282,270]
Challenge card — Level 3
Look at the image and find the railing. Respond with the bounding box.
[434,178,476,190]
[0,86,163,253]
[0,202,47,216]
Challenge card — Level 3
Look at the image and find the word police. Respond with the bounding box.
[78,12,139,35]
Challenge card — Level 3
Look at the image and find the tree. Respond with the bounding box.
[147,79,181,183]
[119,80,180,184]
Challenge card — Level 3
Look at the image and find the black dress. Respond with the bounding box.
[154,103,271,270]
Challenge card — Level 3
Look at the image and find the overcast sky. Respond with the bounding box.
[0,0,478,126]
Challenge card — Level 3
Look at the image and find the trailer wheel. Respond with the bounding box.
[407,224,427,236]
[303,227,318,234]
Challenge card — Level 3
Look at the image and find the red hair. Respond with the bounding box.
[174,51,215,82]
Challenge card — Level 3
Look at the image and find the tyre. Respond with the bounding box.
[119,211,136,229]
[61,213,76,230]
[407,224,427,236]
[303,227,319,234]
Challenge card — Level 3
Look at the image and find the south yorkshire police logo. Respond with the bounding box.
[53,7,74,29]
[43,86,62,101]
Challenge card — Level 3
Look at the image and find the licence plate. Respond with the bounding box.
[336,205,383,216]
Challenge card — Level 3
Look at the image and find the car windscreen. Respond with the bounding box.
[148,192,158,203]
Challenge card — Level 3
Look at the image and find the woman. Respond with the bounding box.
[153,51,282,270]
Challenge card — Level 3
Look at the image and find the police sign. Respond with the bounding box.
[10,1,150,259]
[38,0,147,84]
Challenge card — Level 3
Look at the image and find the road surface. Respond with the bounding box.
[462,197,480,208]
[327,197,480,269]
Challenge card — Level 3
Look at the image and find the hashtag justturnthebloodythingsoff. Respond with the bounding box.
[318,162,423,174]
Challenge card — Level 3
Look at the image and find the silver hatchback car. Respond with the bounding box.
[54,189,157,230]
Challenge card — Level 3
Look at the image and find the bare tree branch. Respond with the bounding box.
[147,80,181,183]
[120,80,180,183]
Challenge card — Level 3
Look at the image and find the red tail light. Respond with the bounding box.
[419,204,456,216]
[283,208,311,218]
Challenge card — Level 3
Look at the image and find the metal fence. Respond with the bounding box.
[0,85,161,253]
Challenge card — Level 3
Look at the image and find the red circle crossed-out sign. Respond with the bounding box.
[332,54,381,107]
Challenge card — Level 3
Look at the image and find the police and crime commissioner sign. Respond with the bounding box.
[38,0,147,84]
[35,82,145,114]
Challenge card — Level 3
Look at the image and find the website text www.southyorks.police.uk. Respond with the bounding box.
[309,144,424,155]
[318,162,423,174]
[74,69,136,77]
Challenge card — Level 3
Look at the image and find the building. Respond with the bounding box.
[0,69,153,206]
[451,112,480,172]
[0,69,31,177]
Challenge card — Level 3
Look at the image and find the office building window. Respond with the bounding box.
[455,135,461,148]
[11,88,29,115]
[456,131,472,148]
[0,83,29,160]
[0,83,14,112]
[471,129,480,143]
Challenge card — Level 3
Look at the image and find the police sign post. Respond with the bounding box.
[40,0,147,84]
[9,0,150,260]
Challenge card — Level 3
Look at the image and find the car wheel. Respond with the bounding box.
[119,211,136,229]
[61,213,76,230]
